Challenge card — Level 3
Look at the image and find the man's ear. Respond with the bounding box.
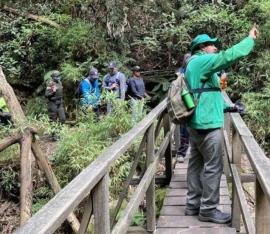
[199,44,206,51]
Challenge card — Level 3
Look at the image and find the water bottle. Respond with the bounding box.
[181,89,195,110]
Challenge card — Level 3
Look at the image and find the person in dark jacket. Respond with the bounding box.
[185,26,258,224]
[129,66,149,123]
[45,70,66,124]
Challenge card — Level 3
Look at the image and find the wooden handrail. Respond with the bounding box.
[15,92,270,234]
[223,93,270,234]
[16,98,169,234]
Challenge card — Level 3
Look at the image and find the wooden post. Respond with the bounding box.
[0,132,21,152]
[163,113,172,183]
[173,124,180,156]
[223,112,232,177]
[19,130,33,225]
[146,124,155,233]
[256,179,270,234]
[93,173,110,234]
[231,130,241,231]
[78,194,93,234]
[31,141,80,232]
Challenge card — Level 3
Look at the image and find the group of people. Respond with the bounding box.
[45,61,148,124]
[44,24,259,225]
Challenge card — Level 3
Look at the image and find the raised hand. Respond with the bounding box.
[249,24,259,39]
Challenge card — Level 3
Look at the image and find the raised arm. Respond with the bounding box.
[205,26,258,76]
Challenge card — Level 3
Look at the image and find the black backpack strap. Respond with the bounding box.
[193,87,221,93]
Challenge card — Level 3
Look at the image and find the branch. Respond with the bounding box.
[3,5,60,28]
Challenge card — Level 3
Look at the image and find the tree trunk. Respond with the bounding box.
[0,68,26,124]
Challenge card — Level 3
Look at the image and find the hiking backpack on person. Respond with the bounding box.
[167,72,197,124]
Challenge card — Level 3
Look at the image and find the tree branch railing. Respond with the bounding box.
[223,93,270,234]
[15,98,174,234]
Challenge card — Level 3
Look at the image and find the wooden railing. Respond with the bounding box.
[223,93,270,234]
[15,98,175,234]
[15,93,270,234]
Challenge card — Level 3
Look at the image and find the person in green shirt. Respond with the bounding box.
[184,26,258,224]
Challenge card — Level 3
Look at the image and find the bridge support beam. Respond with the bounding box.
[231,131,241,231]
[93,173,110,234]
[163,114,173,184]
[146,123,155,233]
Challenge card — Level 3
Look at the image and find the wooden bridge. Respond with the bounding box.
[15,94,270,234]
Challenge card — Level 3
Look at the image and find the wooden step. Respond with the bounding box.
[163,196,231,206]
[160,205,231,216]
[166,188,229,196]
[155,227,236,234]
[157,215,229,228]
[169,180,228,189]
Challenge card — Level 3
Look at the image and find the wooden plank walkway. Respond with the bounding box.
[155,160,236,234]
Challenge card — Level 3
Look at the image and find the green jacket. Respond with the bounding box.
[186,36,255,129]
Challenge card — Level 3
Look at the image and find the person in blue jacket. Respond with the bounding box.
[79,68,101,114]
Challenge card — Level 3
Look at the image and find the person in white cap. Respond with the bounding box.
[102,61,127,112]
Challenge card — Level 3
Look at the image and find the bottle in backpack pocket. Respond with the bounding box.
[181,89,195,110]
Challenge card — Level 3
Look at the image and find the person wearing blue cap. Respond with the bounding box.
[102,61,127,113]
[79,67,101,114]
[184,26,259,224]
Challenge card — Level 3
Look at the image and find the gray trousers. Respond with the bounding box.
[186,128,223,212]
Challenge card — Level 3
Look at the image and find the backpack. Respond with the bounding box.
[125,78,133,100]
[167,71,222,124]
[167,72,197,124]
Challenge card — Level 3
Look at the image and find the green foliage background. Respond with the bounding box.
[0,0,269,229]
[1,0,269,150]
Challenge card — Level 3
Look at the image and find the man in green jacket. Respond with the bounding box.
[184,26,258,223]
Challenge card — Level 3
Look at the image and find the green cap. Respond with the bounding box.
[190,34,221,53]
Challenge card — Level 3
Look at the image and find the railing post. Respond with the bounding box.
[173,124,180,156]
[223,113,231,177]
[146,123,155,233]
[20,130,33,225]
[231,130,241,231]
[93,173,110,234]
[78,193,93,234]
[163,113,172,183]
[256,179,270,234]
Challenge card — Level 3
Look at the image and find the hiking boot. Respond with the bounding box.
[185,208,199,216]
[199,209,231,224]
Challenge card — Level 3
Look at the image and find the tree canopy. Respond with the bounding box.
[0,0,269,151]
